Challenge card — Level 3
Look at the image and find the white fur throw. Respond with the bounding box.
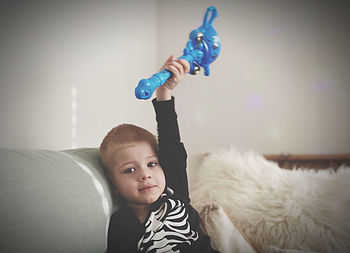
[190,147,350,253]
[200,204,258,253]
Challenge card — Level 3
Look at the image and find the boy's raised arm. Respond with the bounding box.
[152,55,191,201]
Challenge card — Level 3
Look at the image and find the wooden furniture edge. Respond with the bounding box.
[222,207,263,253]
[263,154,350,161]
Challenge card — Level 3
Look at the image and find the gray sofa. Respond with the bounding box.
[6,147,345,253]
[0,148,118,253]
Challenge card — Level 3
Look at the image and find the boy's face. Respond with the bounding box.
[107,142,166,208]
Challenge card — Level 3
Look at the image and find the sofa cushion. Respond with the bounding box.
[0,148,116,253]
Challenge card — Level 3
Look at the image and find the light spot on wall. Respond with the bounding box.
[245,94,265,111]
[313,80,337,92]
[72,85,77,148]
[269,24,288,37]
[267,124,283,141]
[194,110,205,125]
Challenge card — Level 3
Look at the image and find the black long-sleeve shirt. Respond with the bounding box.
[107,97,218,253]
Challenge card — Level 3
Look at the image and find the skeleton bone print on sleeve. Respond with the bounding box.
[137,195,199,253]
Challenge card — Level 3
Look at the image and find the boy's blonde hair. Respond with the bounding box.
[99,124,158,171]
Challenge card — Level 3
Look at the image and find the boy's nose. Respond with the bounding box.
[139,168,151,181]
[140,175,151,181]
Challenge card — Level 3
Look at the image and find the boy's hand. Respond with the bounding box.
[156,55,190,101]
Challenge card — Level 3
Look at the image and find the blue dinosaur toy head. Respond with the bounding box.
[188,6,221,76]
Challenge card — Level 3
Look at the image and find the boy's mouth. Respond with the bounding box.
[139,185,157,192]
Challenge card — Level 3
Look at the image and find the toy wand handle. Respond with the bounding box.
[134,69,171,100]
[134,53,201,100]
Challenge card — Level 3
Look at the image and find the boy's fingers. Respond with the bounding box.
[165,65,180,79]
[171,61,184,76]
[166,55,175,63]
[160,55,176,71]
[162,55,189,77]
[176,59,190,73]
[170,61,187,78]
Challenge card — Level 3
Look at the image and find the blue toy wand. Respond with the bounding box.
[135,6,221,99]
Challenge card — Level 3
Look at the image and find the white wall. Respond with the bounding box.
[0,0,158,150]
[1,0,349,155]
[157,0,350,155]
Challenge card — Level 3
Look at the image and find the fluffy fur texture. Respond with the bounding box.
[190,147,350,253]
[200,204,257,253]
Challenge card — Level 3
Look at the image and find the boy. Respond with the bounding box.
[99,55,219,253]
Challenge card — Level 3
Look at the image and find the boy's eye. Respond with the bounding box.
[125,168,136,174]
[148,162,157,168]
